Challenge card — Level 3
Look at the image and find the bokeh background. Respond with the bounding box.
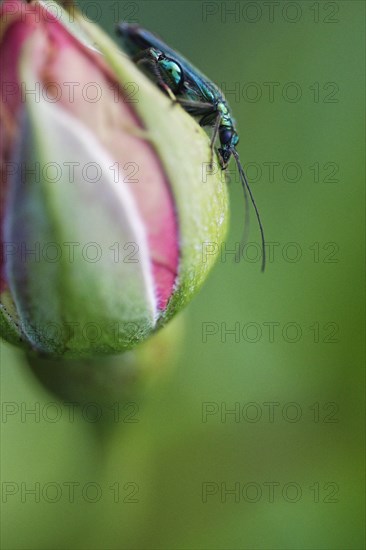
[1,1,365,548]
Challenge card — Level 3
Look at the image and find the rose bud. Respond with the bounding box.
[0,0,228,358]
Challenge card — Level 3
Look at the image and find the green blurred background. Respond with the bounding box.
[1,1,365,548]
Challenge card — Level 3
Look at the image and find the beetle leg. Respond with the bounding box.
[207,112,222,168]
[175,100,222,168]
[175,98,214,116]
[133,48,177,102]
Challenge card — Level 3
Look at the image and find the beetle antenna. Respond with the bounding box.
[232,149,266,272]
[234,160,250,263]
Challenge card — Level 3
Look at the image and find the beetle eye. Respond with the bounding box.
[220,128,234,145]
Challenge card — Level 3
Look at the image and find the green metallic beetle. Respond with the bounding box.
[117,23,266,271]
